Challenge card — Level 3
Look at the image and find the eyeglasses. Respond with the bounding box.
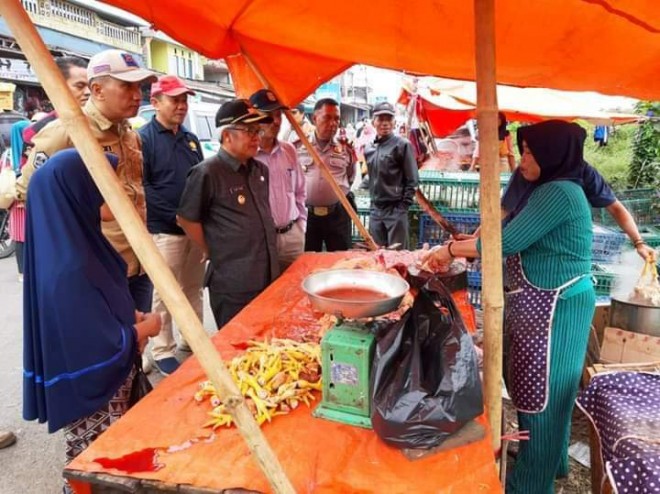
[228,126,262,137]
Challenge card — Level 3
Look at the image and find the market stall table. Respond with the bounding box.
[65,252,501,494]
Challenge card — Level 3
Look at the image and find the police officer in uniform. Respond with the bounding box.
[364,101,418,249]
[298,98,357,251]
[177,100,279,328]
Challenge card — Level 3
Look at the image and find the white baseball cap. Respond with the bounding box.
[87,50,157,83]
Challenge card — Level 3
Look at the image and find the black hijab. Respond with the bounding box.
[507,120,587,219]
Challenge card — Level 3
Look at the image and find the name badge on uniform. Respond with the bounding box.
[313,206,329,216]
[189,141,198,152]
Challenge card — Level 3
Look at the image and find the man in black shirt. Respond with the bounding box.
[364,102,418,249]
[177,100,279,328]
[140,75,204,376]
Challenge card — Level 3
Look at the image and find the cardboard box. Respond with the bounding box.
[600,326,660,364]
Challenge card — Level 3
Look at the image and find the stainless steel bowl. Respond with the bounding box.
[610,296,660,337]
[302,269,410,319]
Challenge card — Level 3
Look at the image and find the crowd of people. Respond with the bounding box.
[1,49,421,489]
[1,47,657,494]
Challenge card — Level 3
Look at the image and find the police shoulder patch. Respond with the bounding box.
[33,151,49,169]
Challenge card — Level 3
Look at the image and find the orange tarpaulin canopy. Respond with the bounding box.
[400,78,643,137]
[102,0,660,102]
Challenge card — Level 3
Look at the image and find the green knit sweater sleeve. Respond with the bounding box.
[499,182,578,256]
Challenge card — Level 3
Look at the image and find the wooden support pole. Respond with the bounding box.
[240,49,379,251]
[0,2,295,492]
[474,0,504,451]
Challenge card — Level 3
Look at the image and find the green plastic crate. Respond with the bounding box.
[414,171,511,212]
[592,264,616,296]
[593,197,659,227]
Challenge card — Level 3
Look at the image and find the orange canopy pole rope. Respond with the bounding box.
[475,0,504,452]
[0,2,296,492]
[240,48,379,251]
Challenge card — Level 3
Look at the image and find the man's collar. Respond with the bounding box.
[84,99,117,131]
[258,139,280,155]
[152,115,187,135]
[374,133,394,144]
[312,134,336,150]
[218,147,249,172]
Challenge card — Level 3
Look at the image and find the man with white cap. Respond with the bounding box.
[139,75,205,376]
[20,49,157,311]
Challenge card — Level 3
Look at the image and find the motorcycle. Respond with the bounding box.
[0,208,15,259]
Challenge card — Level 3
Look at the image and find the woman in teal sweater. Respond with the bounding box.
[424,120,595,493]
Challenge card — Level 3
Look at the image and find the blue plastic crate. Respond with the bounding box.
[417,212,480,246]
[592,224,627,263]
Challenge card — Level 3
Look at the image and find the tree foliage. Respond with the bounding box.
[628,101,660,189]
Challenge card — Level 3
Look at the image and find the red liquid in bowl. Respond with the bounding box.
[317,286,389,301]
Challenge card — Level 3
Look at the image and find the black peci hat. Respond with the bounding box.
[215,99,273,127]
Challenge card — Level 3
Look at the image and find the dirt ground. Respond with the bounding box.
[503,401,593,494]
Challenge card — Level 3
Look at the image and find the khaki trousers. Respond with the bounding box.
[150,233,204,360]
[276,221,305,273]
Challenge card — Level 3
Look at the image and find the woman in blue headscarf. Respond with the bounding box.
[8,120,30,280]
[424,120,596,493]
[22,149,161,467]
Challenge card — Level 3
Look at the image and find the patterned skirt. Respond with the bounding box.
[63,367,136,463]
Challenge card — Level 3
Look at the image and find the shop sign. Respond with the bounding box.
[0,58,38,83]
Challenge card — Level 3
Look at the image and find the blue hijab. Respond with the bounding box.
[23,149,137,433]
[505,120,587,221]
[10,120,29,172]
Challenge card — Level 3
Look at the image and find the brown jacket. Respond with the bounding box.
[16,99,146,277]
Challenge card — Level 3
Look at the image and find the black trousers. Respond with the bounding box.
[305,193,356,252]
[369,205,410,249]
[15,241,24,274]
[209,289,260,329]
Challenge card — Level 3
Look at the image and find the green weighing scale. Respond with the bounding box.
[302,269,408,428]
[302,265,469,429]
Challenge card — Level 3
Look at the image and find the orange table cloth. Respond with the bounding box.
[66,252,501,493]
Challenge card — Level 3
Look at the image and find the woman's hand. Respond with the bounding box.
[135,313,162,352]
[636,243,658,263]
[420,245,452,272]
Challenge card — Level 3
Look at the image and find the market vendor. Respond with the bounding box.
[502,160,658,262]
[424,120,596,494]
[177,99,279,328]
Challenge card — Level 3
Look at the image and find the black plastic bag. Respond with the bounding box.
[129,352,153,408]
[370,276,483,450]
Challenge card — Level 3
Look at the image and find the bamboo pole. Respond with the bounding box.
[0,2,295,492]
[240,49,378,251]
[474,0,504,451]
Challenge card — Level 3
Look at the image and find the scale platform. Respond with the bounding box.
[314,321,375,428]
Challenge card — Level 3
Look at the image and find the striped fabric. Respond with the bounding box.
[8,203,26,242]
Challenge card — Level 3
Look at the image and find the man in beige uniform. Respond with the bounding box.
[298,98,357,251]
[16,49,156,311]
